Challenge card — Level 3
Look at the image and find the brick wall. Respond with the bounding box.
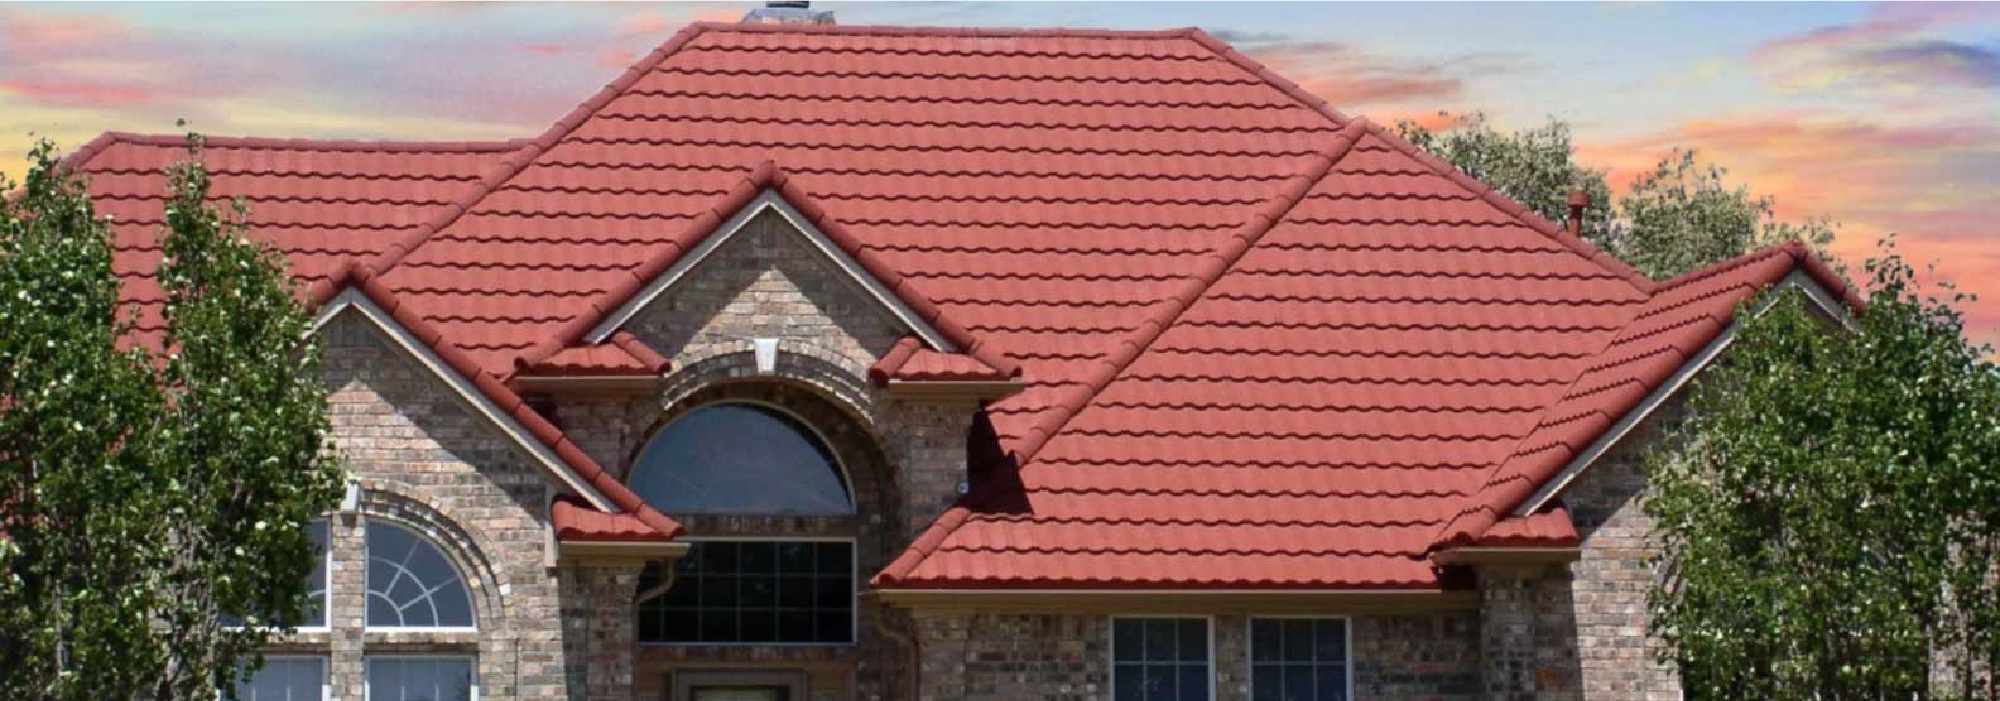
[285,311,596,701]
[908,612,1477,701]
[1548,397,1687,701]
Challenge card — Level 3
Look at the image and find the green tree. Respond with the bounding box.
[1645,240,2000,699]
[0,136,344,700]
[1397,113,1836,280]
[1397,112,1616,243]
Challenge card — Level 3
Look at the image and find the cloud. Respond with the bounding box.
[1577,111,2000,342]
[1752,3,2000,97]
[520,44,567,56]
[0,81,154,108]
[1224,32,1524,111]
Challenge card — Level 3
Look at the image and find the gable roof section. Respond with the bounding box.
[310,263,683,540]
[357,22,1367,439]
[1432,242,1859,550]
[873,120,1657,590]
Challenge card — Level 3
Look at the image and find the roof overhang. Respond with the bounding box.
[872,588,1476,614]
[1429,547,1582,567]
[510,374,666,397]
[884,379,1028,401]
[1513,269,1856,516]
[313,288,619,512]
[582,189,956,352]
[558,539,691,565]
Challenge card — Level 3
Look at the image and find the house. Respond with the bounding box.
[70,8,1859,701]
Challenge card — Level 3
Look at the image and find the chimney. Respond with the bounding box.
[1566,189,1590,236]
[741,1,834,25]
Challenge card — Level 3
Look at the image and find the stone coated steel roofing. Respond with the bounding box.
[67,22,1852,589]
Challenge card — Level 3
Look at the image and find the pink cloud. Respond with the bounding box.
[1752,3,2000,96]
[0,81,154,108]
[1577,112,2000,345]
[521,44,566,56]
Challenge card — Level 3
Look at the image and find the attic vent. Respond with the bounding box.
[741,1,834,25]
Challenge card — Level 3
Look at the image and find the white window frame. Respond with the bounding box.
[363,655,479,701]
[361,519,479,634]
[638,536,860,647]
[1246,616,1354,701]
[227,654,330,701]
[1108,615,1216,701]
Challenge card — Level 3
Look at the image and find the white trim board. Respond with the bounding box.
[312,290,616,512]
[581,189,957,351]
[1514,271,1854,515]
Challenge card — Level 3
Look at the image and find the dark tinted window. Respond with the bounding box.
[638,540,853,644]
[1113,618,1209,701]
[1251,619,1348,701]
[629,404,851,515]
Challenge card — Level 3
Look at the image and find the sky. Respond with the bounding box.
[4,1,1998,343]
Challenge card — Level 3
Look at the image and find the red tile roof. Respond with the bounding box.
[68,23,1856,588]
[68,133,528,356]
[1472,507,1580,548]
[517,332,670,378]
[552,496,675,543]
[869,337,1015,384]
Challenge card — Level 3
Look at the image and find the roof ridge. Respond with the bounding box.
[507,161,1023,381]
[1355,120,1659,296]
[873,117,1377,590]
[94,132,530,152]
[1007,117,1375,466]
[690,21,1202,39]
[1183,28,1350,127]
[1428,241,1864,550]
[361,23,715,278]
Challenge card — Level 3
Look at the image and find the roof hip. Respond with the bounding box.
[874,116,1378,589]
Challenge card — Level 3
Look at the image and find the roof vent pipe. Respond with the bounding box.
[1566,189,1591,237]
[741,1,834,25]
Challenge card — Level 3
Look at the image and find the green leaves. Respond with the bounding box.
[1397,115,1838,281]
[1647,240,2000,699]
[0,136,342,701]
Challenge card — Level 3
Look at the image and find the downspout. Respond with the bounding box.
[872,606,921,701]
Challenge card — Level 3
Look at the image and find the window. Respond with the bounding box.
[365,657,475,701]
[628,404,851,515]
[231,656,327,701]
[1112,618,1210,701]
[638,540,854,645]
[1250,618,1349,701]
[365,522,475,630]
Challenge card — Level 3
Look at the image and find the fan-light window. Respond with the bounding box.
[364,522,475,630]
[628,404,851,516]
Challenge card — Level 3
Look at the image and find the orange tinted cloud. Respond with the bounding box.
[0,81,153,108]
[1578,113,2000,341]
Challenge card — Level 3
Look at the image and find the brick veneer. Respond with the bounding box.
[908,612,1479,701]
[286,312,597,700]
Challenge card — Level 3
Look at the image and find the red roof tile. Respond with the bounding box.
[517,332,669,378]
[1472,507,1580,548]
[72,23,1861,589]
[552,496,675,543]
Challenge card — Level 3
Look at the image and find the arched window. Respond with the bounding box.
[365,521,475,630]
[628,403,852,515]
